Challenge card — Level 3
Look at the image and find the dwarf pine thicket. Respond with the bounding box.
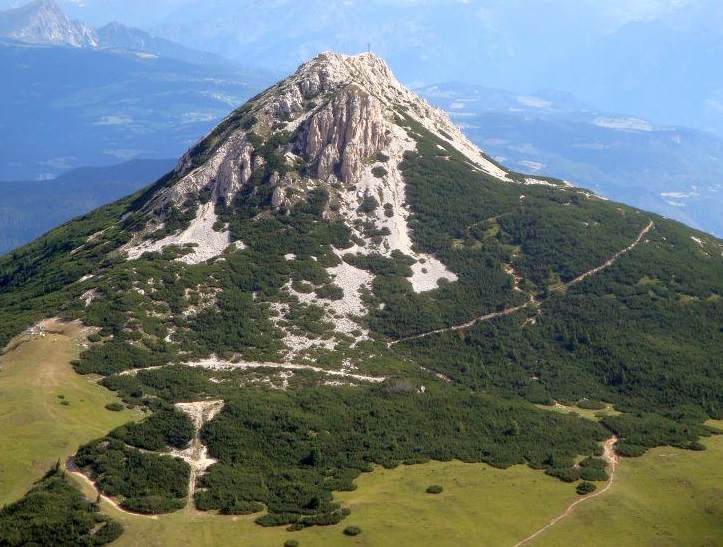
[0,70,721,537]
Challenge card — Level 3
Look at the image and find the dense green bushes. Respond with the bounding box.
[578,456,609,481]
[343,526,362,536]
[601,414,709,456]
[73,340,165,376]
[110,408,195,451]
[576,481,597,495]
[193,384,605,523]
[0,466,123,546]
[74,438,189,514]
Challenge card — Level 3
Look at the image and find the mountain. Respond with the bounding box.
[417,82,723,237]
[95,21,226,64]
[1,52,722,541]
[0,158,173,255]
[0,0,95,46]
[3,0,720,241]
[0,39,274,180]
[548,0,723,138]
[81,0,716,138]
[0,0,276,181]
[0,0,228,62]
[6,0,720,139]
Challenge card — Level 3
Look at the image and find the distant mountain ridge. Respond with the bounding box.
[0,0,221,63]
[95,21,226,65]
[0,0,95,46]
[0,158,174,256]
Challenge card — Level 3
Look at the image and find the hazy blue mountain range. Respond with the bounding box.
[547,0,723,139]
[418,83,723,237]
[95,21,227,65]
[0,0,230,63]
[0,39,274,180]
[12,0,717,139]
[0,1,275,181]
[0,159,173,255]
[0,0,96,46]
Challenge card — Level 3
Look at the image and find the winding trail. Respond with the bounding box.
[388,295,536,347]
[389,220,653,347]
[513,436,619,546]
[65,462,159,520]
[119,360,387,384]
[552,220,654,291]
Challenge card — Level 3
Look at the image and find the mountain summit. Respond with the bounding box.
[126,52,505,292]
[0,51,721,535]
[0,0,96,47]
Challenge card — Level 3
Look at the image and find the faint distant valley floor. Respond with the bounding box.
[0,158,174,256]
[416,87,723,238]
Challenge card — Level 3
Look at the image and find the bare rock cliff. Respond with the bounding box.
[149,51,505,215]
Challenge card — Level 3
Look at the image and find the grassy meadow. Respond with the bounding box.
[0,320,143,505]
[70,459,578,547]
[536,435,723,546]
[2,320,721,546]
[70,436,723,547]
[535,402,621,422]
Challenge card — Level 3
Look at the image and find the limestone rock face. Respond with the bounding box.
[161,133,255,208]
[271,186,285,208]
[144,51,507,215]
[299,84,390,183]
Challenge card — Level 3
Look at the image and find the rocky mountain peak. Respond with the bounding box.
[126,51,516,297]
[123,53,518,301]
[163,52,507,208]
[0,0,97,47]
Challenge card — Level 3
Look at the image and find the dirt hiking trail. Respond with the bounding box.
[513,435,620,546]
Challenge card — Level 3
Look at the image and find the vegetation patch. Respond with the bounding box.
[371,166,388,178]
[343,526,361,536]
[575,481,597,495]
[105,402,125,412]
[74,438,190,514]
[0,465,123,546]
[190,384,604,525]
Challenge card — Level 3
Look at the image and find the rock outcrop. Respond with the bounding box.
[154,51,507,213]
[125,51,509,300]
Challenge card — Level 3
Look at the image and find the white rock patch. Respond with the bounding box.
[326,260,373,318]
[523,177,570,188]
[184,356,386,383]
[125,202,232,264]
[335,122,457,293]
[80,288,98,307]
[171,401,224,501]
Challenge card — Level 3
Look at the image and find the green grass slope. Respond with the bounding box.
[0,320,142,506]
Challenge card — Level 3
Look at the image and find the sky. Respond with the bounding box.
[1,0,718,133]
[0,0,697,29]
